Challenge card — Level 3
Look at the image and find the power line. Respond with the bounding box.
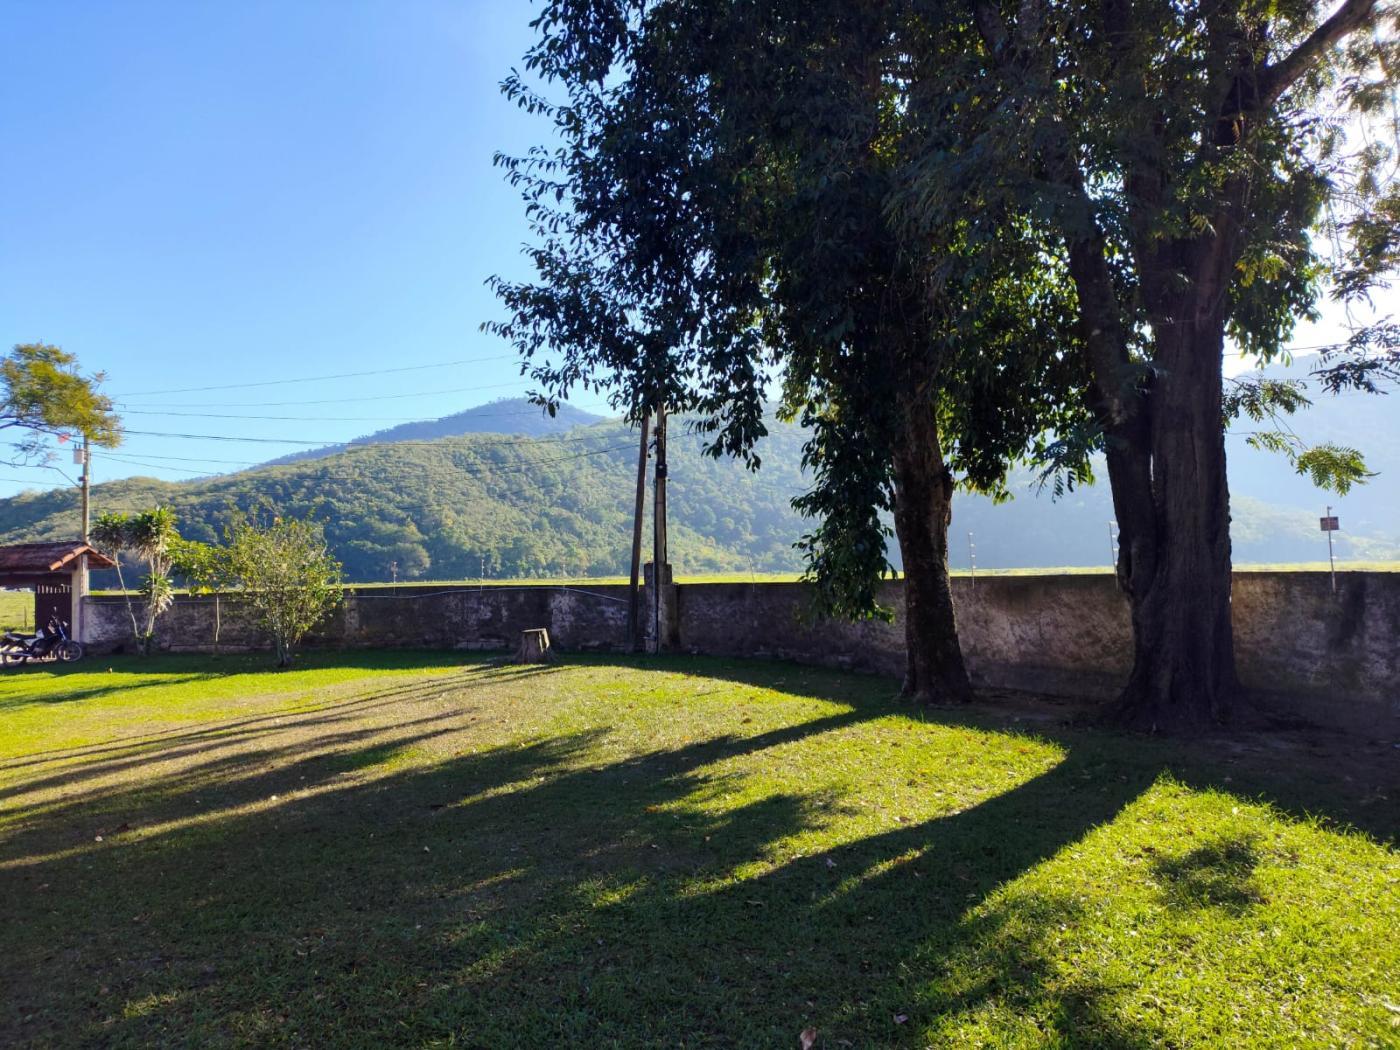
[111,354,517,397]
[116,409,529,423]
[116,386,568,409]
[110,427,622,448]
[97,442,636,482]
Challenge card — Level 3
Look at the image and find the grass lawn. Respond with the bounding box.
[1,653,1395,1048]
[0,589,31,631]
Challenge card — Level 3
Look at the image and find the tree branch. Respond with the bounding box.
[1259,0,1380,106]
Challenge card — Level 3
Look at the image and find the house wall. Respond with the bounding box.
[83,571,1399,731]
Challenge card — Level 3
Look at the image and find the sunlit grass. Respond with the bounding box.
[1,652,1394,1047]
[0,589,30,631]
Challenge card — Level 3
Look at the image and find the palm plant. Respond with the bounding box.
[127,507,178,654]
[90,512,140,647]
[90,506,180,655]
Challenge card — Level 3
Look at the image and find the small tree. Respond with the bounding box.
[171,538,233,653]
[226,514,342,667]
[91,506,179,655]
[1,343,121,461]
[128,507,178,653]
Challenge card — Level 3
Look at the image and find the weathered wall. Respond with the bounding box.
[84,572,1398,730]
[84,584,632,655]
[675,572,1398,730]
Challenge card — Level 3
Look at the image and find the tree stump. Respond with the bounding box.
[516,628,552,664]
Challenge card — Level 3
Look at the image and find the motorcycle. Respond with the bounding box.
[0,615,84,665]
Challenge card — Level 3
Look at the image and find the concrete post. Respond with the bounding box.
[642,562,678,652]
[72,553,89,643]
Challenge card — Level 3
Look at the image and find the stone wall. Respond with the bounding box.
[84,584,633,655]
[84,571,1398,730]
[675,572,1398,730]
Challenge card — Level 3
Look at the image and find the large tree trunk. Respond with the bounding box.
[890,389,972,705]
[1103,318,1240,730]
[1067,233,1241,731]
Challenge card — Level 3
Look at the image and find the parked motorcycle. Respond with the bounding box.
[0,615,83,665]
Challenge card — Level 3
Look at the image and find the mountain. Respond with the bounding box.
[0,360,1395,581]
[260,398,606,467]
[0,418,812,583]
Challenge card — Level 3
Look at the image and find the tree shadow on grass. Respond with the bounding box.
[0,654,1390,1047]
[0,670,502,804]
[1150,834,1265,915]
[0,672,1163,1048]
[578,654,1399,843]
[0,673,221,713]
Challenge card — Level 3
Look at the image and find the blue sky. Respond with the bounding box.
[0,1,1393,500]
[0,1,604,495]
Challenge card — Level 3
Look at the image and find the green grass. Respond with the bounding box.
[0,589,30,631]
[1,653,1395,1048]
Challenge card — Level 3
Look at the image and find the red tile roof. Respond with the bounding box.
[0,542,116,573]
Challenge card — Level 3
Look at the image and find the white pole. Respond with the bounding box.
[1326,505,1336,594]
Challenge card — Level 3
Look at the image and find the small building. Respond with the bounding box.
[0,541,116,642]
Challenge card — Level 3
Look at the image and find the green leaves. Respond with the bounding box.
[90,506,180,655]
[0,343,121,460]
[225,512,343,667]
[1293,443,1372,495]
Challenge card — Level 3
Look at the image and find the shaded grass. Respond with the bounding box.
[0,652,1395,1048]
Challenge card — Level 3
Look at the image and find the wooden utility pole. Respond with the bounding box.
[627,410,652,651]
[652,404,669,652]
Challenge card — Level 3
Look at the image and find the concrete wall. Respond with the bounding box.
[84,572,1399,730]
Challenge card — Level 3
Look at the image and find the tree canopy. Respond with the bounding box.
[1,343,121,460]
[491,0,1397,726]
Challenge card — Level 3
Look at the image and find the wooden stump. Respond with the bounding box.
[516,628,552,664]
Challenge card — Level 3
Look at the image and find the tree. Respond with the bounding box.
[172,538,233,653]
[90,507,179,655]
[226,513,343,667]
[1,343,121,461]
[90,512,141,648]
[898,0,1397,727]
[488,0,1087,702]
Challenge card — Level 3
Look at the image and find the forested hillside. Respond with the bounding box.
[260,398,605,467]
[0,364,1395,581]
[0,419,813,582]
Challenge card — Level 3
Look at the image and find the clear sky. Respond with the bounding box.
[0,0,606,497]
[0,1,1392,499]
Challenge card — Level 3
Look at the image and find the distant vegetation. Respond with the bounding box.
[0,380,1395,585]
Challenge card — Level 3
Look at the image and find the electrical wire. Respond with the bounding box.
[109,427,626,448]
[92,441,636,483]
[111,354,517,397]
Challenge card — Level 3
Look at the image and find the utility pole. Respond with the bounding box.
[627,410,652,652]
[967,531,976,587]
[76,433,92,645]
[78,434,91,544]
[652,403,669,652]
